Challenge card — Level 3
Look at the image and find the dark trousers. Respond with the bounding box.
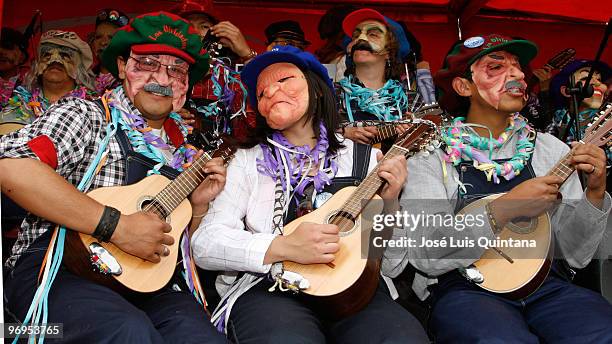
[4,231,229,344]
[429,270,612,344]
[227,279,429,344]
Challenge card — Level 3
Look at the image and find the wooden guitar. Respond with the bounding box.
[370,103,443,144]
[282,115,441,318]
[64,135,235,294]
[459,102,612,299]
[528,47,575,87]
[0,122,25,136]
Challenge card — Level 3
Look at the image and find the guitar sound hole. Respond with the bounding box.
[508,216,538,235]
[328,211,356,233]
[139,198,170,222]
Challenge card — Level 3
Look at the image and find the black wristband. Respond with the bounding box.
[93,206,121,242]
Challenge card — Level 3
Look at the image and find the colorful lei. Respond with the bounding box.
[442,114,536,184]
[338,75,409,122]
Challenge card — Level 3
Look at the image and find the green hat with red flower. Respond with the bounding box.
[101,11,210,86]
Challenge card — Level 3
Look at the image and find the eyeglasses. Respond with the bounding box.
[129,55,189,82]
[97,10,129,27]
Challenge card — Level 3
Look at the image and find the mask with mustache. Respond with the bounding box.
[144,83,174,97]
[34,43,80,80]
[470,52,527,110]
[348,21,388,56]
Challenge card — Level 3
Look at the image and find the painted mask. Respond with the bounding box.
[256,62,309,131]
[347,20,387,55]
[572,67,607,110]
[123,52,190,112]
[35,43,80,80]
[470,51,527,110]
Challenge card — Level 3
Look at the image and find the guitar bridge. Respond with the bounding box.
[89,242,122,275]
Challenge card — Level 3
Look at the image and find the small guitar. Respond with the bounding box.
[459,102,612,299]
[370,104,443,144]
[281,115,441,318]
[64,134,235,294]
[528,47,575,87]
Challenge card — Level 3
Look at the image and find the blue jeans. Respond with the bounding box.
[227,279,429,344]
[5,230,228,344]
[429,270,612,343]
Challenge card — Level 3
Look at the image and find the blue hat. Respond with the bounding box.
[241,45,334,107]
[550,59,612,109]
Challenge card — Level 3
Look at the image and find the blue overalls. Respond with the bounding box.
[427,140,612,343]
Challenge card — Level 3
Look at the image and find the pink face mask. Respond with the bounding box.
[256,63,309,131]
[470,51,527,110]
[123,52,189,112]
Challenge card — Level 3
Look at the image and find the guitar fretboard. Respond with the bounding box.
[144,153,214,218]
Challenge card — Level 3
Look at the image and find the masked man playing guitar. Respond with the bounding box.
[191,45,429,343]
[0,12,229,343]
[383,34,612,343]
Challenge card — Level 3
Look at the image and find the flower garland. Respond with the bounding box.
[257,121,338,199]
[442,114,536,184]
[338,75,408,122]
[0,75,19,110]
[108,88,198,173]
[1,85,94,123]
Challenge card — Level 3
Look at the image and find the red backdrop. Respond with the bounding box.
[2,0,611,73]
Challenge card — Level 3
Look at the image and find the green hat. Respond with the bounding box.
[102,11,210,86]
[434,34,538,114]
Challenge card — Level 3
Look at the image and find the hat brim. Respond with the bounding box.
[101,32,209,87]
[467,39,538,70]
[342,9,387,37]
[242,51,309,107]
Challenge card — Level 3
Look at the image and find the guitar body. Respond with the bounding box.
[64,174,191,294]
[0,122,25,136]
[282,186,384,318]
[459,193,553,299]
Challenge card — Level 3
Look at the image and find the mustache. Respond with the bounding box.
[504,80,526,91]
[350,40,375,55]
[144,83,173,97]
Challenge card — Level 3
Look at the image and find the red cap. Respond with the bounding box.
[169,0,215,18]
[342,8,388,37]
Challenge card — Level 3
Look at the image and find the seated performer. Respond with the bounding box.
[546,60,611,188]
[0,12,228,343]
[336,8,416,148]
[0,30,96,127]
[383,34,612,343]
[191,45,429,343]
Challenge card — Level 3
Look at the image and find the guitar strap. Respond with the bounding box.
[92,99,180,185]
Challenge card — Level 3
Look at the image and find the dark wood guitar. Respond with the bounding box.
[370,104,443,144]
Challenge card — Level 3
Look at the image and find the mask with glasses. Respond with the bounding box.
[129,55,189,83]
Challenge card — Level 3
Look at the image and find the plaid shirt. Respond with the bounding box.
[0,87,185,269]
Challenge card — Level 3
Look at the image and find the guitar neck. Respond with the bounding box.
[373,124,398,143]
[341,146,407,216]
[546,150,576,185]
[147,153,213,217]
